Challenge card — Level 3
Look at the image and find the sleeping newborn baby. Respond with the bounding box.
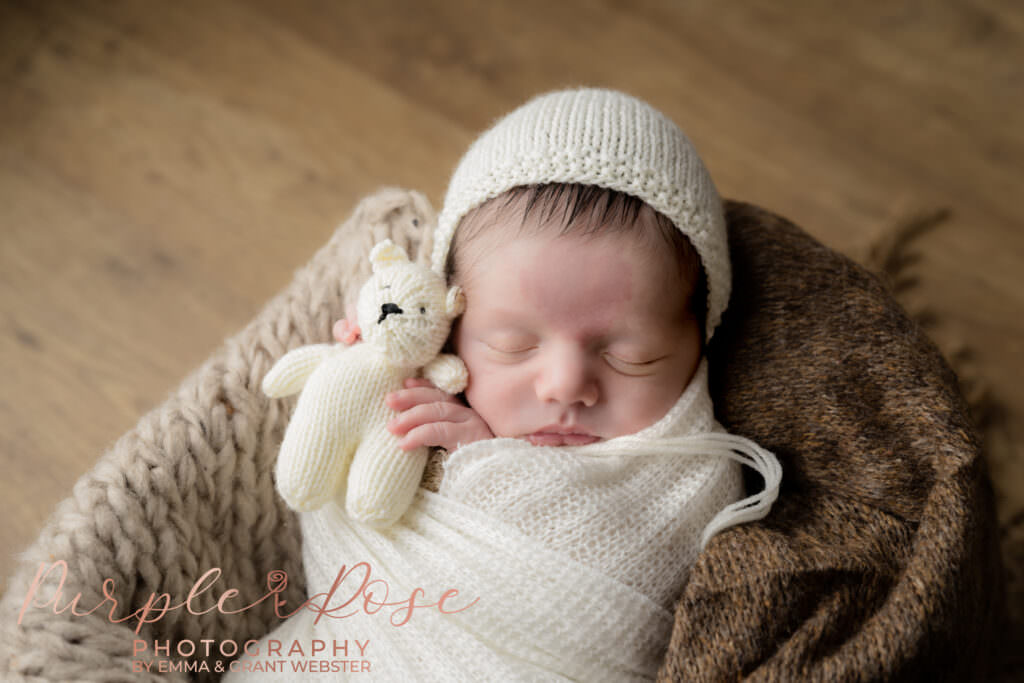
[228,88,780,682]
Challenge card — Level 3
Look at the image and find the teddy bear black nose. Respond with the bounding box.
[378,302,403,324]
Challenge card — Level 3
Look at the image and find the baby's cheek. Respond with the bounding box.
[463,365,521,434]
[459,357,495,404]
[612,376,684,434]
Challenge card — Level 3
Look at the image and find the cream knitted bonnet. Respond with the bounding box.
[431,87,731,340]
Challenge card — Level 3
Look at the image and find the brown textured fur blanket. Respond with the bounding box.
[0,190,1002,681]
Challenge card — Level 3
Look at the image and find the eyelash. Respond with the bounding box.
[603,353,665,376]
[607,354,654,365]
[485,342,535,356]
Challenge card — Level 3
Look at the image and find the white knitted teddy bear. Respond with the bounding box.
[262,239,467,527]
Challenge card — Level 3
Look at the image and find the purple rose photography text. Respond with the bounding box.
[17,559,478,675]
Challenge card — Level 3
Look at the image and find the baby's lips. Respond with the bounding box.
[526,432,601,447]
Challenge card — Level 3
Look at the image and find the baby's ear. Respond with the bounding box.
[369,239,411,274]
[446,286,465,317]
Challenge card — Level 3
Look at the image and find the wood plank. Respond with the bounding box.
[1,0,1021,606]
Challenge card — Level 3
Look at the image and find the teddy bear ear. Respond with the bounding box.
[446,286,466,317]
[369,239,411,273]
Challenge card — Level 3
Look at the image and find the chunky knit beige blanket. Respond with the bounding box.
[0,190,1003,681]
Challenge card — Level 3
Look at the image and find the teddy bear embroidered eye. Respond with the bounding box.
[261,239,467,527]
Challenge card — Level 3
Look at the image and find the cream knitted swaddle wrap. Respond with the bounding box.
[226,361,781,681]
[437,360,766,609]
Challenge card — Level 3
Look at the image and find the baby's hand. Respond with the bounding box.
[385,378,493,452]
[333,318,361,345]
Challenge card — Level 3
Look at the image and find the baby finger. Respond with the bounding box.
[387,401,472,439]
[400,420,474,452]
[386,386,461,411]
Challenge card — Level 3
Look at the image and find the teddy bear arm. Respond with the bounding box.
[422,353,468,395]
[262,343,336,397]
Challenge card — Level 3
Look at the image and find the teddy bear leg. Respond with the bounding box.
[344,427,429,528]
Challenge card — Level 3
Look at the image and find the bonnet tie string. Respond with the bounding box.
[575,433,783,549]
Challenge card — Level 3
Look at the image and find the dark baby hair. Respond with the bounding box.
[446,183,708,337]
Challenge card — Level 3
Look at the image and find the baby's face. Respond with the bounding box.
[452,220,702,446]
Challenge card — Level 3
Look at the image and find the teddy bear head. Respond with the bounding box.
[355,240,465,368]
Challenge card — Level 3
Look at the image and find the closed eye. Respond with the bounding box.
[603,353,667,376]
[485,342,535,354]
[482,340,537,362]
[481,330,538,356]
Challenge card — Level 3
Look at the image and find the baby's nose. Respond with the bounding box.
[378,302,403,323]
[535,350,599,408]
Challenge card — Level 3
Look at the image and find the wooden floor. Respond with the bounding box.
[2,0,1022,602]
